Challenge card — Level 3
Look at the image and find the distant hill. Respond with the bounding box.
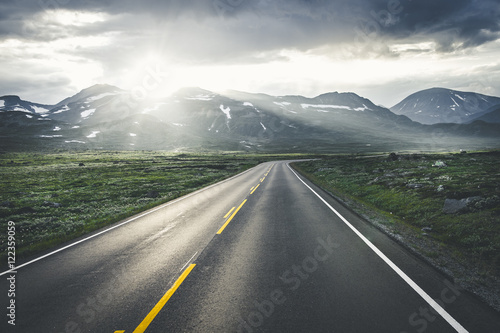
[390,88,500,124]
[469,105,500,123]
[0,95,54,115]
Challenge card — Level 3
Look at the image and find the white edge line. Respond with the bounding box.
[286,163,468,333]
[0,164,263,277]
[180,251,198,272]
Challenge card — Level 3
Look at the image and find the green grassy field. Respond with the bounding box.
[0,151,314,261]
[292,150,500,278]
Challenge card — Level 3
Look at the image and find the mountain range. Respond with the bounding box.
[1,85,499,152]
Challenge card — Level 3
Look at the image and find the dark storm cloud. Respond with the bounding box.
[1,0,498,55]
[116,0,500,53]
[356,0,500,51]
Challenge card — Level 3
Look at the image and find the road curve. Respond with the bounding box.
[1,161,499,332]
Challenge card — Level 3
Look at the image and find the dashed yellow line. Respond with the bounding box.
[129,264,196,333]
[217,199,247,234]
[224,206,236,218]
[114,164,278,333]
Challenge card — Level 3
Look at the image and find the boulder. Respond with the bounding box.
[18,206,36,214]
[443,196,481,214]
[43,201,63,208]
[433,160,447,168]
[145,191,160,198]
[387,153,398,161]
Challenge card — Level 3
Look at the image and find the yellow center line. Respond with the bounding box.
[217,199,247,234]
[131,264,196,333]
[250,184,260,194]
[250,186,255,191]
[261,177,266,182]
[115,331,125,333]
[224,206,236,218]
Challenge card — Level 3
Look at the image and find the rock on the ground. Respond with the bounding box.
[443,196,482,214]
[433,160,447,168]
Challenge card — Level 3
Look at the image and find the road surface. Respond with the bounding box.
[1,161,499,332]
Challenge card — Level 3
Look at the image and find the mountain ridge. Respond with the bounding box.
[468,104,500,123]
[1,85,499,152]
[0,95,54,115]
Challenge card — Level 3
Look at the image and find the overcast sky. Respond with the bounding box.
[1,0,499,107]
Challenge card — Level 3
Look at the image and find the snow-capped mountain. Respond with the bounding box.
[1,85,499,152]
[390,88,500,124]
[0,95,54,115]
[49,84,126,125]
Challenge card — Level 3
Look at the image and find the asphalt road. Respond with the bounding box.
[1,161,499,332]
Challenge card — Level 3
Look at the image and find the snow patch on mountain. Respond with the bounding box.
[86,131,100,138]
[353,104,371,112]
[81,109,96,118]
[186,94,213,101]
[274,101,291,107]
[11,105,28,112]
[31,105,51,114]
[301,104,352,110]
[53,105,70,114]
[219,105,231,119]
[86,92,119,102]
